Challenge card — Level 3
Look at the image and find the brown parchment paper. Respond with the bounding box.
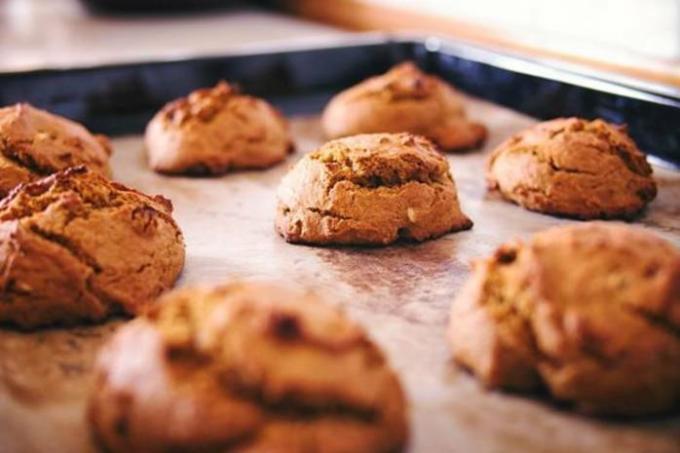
[1,98,679,453]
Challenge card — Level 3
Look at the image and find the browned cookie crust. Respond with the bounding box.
[0,166,185,329]
[486,118,657,219]
[322,62,487,151]
[448,223,680,416]
[88,281,409,453]
[276,133,472,246]
[145,81,293,175]
[0,103,112,198]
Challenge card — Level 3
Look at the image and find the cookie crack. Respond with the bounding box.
[579,142,650,177]
[564,124,650,177]
[0,139,53,176]
[164,345,382,428]
[305,207,353,221]
[546,159,598,176]
[229,402,380,453]
[542,306,680,372]
[163,82,238,125]
[0,225,117,316]
[0,176,124,223]
[228,381,379,423]
[1,186,179,240]
[0,234,21,296]
[518,146,598,176]
[163,312,384,424]
[325,176,448,197]
[27,226,124,311]
[134,262,152,274]
[500,139,647,179]
[479,267,544,366]
[28,224,103,273]
[313,152,448,190]
[1,281,33,299]
[0,195,122,224]
[623,305,680,342]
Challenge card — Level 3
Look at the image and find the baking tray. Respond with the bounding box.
[0,35,679,453]
[1,34,680,168]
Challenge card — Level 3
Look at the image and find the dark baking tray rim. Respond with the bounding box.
[1,34,679,169]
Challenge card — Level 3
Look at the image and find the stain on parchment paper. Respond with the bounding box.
[0,321,123,406]
[314,236,471,326]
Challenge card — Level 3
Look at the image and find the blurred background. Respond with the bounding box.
[1,0,678,88]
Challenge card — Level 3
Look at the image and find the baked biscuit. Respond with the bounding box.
[487,117,657,219]
[322,62,486,151]
[276,133,472,246]
[88,281,408,453]
[0,103,112,198]
[0,166,185,329]
[448,223,680,416]
[145,81,293,175]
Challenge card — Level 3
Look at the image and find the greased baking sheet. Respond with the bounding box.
[1,98,679,453]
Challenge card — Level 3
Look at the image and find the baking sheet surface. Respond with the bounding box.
[1,98,679,453]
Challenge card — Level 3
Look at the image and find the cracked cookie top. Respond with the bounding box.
[88,281,408,453]
[0,166,173,224]
[0,103,112,197]
[486,117,657,219]
[159,81,238,126]
[448,222,680,416]
[345,62,445,103]
[276,133,472,245]
[0,166,185,328]
[321,62,487,151]
[309,133,452,187]
[145,81,293,175]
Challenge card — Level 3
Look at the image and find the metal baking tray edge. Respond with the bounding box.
[1,33,679,169]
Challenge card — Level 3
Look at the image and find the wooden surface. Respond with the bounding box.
[276,0,680,89]
[0,99,679,453]
[0,2,345,72]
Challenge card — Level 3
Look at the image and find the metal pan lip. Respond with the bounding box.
[6,31,678,105]
[3,32,678,170]
[417,35,680,107]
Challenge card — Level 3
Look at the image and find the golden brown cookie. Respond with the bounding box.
[145,81,293,175]
[276,133,472,246]
[486,118,657,219]
[0,103,112,198]
[322,62,487,151]
[0,166,185,329]
[88,281,409,453]
[448,223,680,416]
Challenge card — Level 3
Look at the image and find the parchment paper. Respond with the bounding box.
[1,98,679,453]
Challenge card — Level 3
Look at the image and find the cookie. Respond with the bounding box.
[0,166,185,329]
[322,62,486,151]
[88,281,408,453]
[145,81,293,175]
[0,103,112,198]
[486,118,657,219]
[448,223,680,416]
[276,133,472,246]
